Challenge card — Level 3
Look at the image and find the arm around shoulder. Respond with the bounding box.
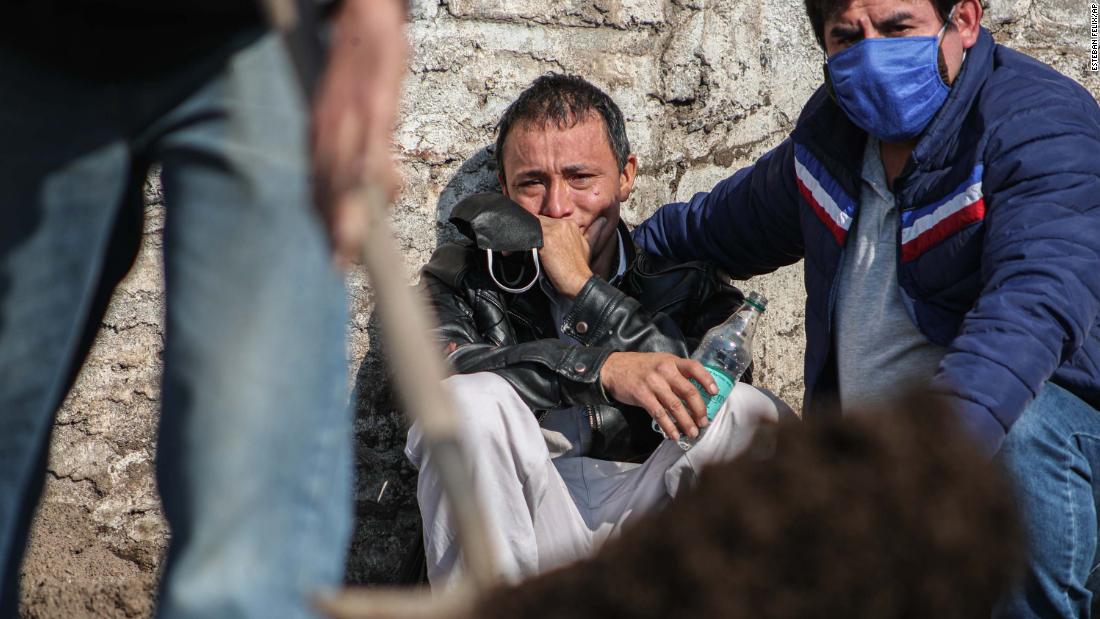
[632,138,805,280]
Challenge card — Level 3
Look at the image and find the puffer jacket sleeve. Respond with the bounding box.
[932,99,1100,456]
[631,138,805,280]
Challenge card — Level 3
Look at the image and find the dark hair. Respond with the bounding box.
[805,0,957,47]
[494,73,631,181]
[473,393,1024,619]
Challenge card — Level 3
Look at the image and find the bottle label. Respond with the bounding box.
[692,365,736,420]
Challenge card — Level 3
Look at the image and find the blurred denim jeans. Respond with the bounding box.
[0,29,352,619]
[995,383,1100,618]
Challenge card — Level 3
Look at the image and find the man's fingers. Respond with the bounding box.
[334,107,367,188]
[650,379,699,438]
[316,133,401,269]
[639,392,679,440]
[668,372,710,427]
[660,360,709,425]
[678,358,718,396]
[540,216,585,242]
[331,200,362,268]
[583,216,606,246]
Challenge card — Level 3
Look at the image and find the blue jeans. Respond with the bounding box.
[0,30,351,619]
[995,383,1100,618]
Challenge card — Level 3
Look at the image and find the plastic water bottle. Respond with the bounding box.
[652,291,767,450]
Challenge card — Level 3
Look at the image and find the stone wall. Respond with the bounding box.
[21,1,1100,616]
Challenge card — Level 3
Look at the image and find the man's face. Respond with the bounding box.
[498,114,637,263]
[824,0,980,84]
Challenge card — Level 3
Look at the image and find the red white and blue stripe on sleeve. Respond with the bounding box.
[900,164,985,262]
[795,142,985,261]
[794,144,857,245]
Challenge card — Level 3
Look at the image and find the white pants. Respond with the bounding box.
[405,372,792,589]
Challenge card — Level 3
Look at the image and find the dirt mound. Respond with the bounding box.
[21,502,157,619]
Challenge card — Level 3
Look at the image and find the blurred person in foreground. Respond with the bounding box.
[0,1,407,617]
[408,74,794,589]
[469,396,1024,619]
[634,0,1100,615]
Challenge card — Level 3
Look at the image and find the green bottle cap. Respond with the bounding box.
[743,291,767,313]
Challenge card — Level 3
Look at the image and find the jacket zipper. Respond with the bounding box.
[586,405,599,431]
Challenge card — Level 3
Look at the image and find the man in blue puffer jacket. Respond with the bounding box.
[634,0,1100,616]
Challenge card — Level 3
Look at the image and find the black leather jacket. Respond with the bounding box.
[418,225,747,462]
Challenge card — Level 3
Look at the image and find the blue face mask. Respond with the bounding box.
[825,15,953,143]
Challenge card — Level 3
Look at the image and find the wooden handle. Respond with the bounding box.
[255,0,500,610]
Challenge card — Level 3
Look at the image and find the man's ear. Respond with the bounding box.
[955,0,982,49]
[498,173,509,197]
[616,154,638,202]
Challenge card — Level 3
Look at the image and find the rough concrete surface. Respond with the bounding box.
[19,1,1100,616]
